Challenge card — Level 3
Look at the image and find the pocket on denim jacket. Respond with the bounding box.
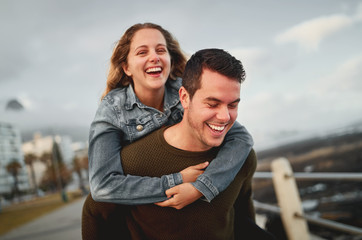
[125,114,155,142]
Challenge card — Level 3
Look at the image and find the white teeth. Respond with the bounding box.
[208,124,225,131]
[146,67,162,73]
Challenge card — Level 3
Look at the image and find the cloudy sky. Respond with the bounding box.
[1,0,362,150]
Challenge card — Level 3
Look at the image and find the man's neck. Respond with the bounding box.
[164,123,212,152]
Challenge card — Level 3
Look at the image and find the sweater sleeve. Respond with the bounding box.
[233,149,257,221]
[233,150,276,239]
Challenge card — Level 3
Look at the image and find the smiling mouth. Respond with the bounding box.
[146,67,162,75]
[207,123,227,132]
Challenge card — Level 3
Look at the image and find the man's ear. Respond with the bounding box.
[122,63,132,77]
[179,86,190,109]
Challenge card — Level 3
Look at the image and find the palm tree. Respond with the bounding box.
[39,142,71,202]
[40,152,52,165]
[6,160,22,199]
[24,153,39,196]
[39,152,55,190]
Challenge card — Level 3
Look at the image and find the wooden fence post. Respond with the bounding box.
[271,157,310,240]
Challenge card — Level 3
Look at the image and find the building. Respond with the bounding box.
[0,121,30,195]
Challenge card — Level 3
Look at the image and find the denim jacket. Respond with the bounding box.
[89,78,253,204]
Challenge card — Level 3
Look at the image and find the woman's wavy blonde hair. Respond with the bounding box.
[101,23,187,99]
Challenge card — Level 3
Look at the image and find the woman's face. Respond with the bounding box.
[123,28,171,96]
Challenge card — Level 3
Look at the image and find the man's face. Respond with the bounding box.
[182,68,241,151]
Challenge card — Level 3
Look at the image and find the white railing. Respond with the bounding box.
[253,158,362,239]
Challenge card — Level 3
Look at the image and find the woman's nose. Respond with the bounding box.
[149,52,160,63]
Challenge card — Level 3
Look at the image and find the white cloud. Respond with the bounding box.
[240,91,315,149]
[356,3,362,21]
[244,55,362,131]
[229,47,274,83]
[240,53,362,150]
[230,48,269,72]
[312,54,362,94]
[17,94,35,110]
[275,14,354,52]
[62,102,79,111]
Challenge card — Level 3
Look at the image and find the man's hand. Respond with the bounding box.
[180,162,209,183]
[155,183,203,210]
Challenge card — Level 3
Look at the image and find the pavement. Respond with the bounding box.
[0,197,86,240]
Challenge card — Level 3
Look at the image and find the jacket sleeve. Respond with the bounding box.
[88,102,182,204]
[191,121,254,201]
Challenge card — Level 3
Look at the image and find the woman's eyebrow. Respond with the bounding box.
[134,45,147,51]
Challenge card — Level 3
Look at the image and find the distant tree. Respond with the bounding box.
[39,142,72,192]
[39,151,53,188]
[80,156,89,181]
[39,151,56,192]
[40,152,52,165]
[73,156,87,194]
[24,153,39,196]
[6,160,22,199]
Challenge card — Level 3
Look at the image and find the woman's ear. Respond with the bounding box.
[179,86,190,109]
[122,64,132,77]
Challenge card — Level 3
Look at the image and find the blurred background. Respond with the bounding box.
[0,0,361,239]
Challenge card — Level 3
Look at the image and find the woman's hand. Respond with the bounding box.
[154,183,202,209]
[180,162,209,182]
[154,162,208,209]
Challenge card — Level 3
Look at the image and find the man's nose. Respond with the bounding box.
[216,106,230,122]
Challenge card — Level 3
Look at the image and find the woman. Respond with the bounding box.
[82,23,253,238]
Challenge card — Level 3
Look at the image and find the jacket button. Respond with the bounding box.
[136,125,143,131]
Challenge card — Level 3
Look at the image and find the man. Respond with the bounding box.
[119,48,274,239]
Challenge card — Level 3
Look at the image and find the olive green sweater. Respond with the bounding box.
[121,127,257,240]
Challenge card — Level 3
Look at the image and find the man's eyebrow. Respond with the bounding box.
[230,98,241,104]
[204,97,241,104]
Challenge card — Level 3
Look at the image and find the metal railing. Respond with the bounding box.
[252,158,362,239]
[253,200,362,236]
[254,172,362,181]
